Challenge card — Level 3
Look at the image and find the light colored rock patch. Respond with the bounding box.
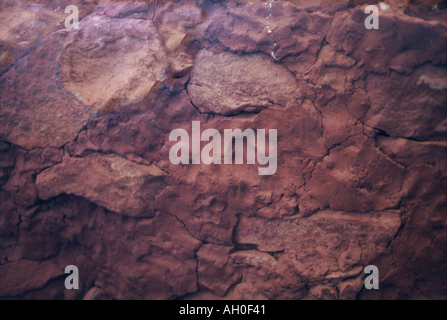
[230,250,277,267]
[188,50,298,115]
[60,15,167,114]
[36,153,166,217]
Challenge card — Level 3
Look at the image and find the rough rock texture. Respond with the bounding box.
[0,0,446,300]
[60,14,167,114]
[0,33,95,149]
[37,153,167,217]
[188,50,298,115]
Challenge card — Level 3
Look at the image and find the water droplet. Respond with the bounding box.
[380,2,389,10]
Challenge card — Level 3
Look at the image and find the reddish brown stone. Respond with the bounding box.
[0,259,62,297]
[0,0,446,301]
[36,153,166,217]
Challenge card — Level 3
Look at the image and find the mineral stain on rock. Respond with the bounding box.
[0,0,446,300]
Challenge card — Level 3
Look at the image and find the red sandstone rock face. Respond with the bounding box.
[189,50,298,115]
[0,0,446,300]
[37,153,167,217]
[60,14,167,114]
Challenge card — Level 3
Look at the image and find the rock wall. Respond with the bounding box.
[0,0,446,299]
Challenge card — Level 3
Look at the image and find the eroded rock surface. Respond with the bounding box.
[0,35,95,149]
[60,14,167,114]
[0,0,446,300]
[37,153,166,217]
[188,50,298,115]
